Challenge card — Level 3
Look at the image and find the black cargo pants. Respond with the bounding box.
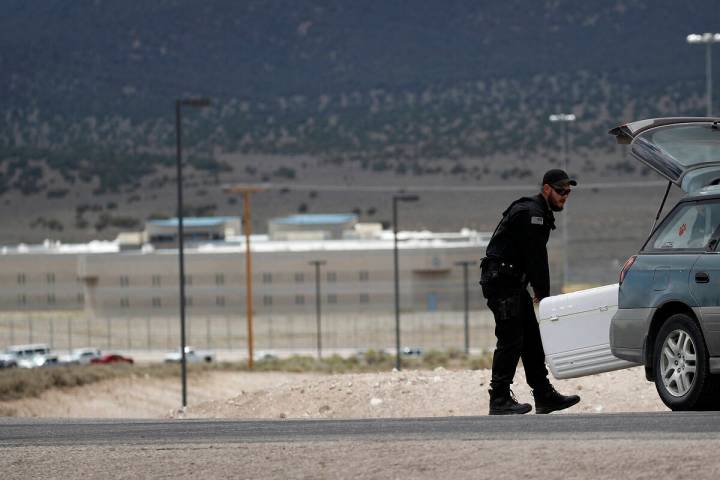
[483,285,551,394]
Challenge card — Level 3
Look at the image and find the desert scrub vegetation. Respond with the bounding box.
[0,349,493,403]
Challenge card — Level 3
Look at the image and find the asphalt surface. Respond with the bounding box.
[3,412,720,447]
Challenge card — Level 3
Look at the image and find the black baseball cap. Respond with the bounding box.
[542,169,577,188]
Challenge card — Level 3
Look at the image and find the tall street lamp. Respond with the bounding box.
[175,97,210,409]
[548,113,576,292]
[687,33,720,116]
[454,260,477,354]
[309,260,327,360]
[223,184,267,369]
[392,193,419,371]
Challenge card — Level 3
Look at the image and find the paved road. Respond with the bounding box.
[3,412,720,447]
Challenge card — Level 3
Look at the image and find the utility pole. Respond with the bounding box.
[223,184,267,369]
[548,113,576,292]
[175,97,210,409]
[309,260,327,359]
[687,33,720,116]
[454,260,477,354]
[392,193,420,370]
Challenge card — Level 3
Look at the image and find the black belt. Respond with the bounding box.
[482,257,526,283]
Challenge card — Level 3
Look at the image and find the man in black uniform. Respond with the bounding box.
[480,169,581,415]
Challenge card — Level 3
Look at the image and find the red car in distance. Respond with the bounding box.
[90,354,134,365]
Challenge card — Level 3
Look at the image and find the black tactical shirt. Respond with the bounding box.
[485,194,556,299]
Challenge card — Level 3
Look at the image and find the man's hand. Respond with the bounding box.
[533,296,541,305]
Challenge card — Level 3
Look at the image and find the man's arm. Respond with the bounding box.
[515,209,551,300]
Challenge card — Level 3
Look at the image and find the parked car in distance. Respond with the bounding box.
[61,347,102,365]
[19,353,59,368]
[164,346,215,363]
[6,343,51,359]
[254,350,279,361]
[609,117,720,410]
[5,343,53,368]
[0,353,17,368]
[90,354,134,364]
[402,347,424,357]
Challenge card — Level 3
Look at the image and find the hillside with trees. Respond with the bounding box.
[0,0,718,242]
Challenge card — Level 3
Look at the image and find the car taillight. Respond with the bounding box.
[619,255,637,284]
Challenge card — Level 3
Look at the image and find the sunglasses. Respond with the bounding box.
[552,186,572,196]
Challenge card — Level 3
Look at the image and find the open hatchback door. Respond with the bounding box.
[609,117,720,193]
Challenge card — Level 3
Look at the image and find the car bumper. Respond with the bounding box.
[610,307,655,364]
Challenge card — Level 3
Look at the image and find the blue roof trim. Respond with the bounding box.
[272,214,357,225]
[148,217,240,227]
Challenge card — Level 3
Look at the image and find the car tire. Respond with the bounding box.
[653,313,715,410]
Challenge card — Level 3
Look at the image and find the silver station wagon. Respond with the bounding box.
[610,117,720,410]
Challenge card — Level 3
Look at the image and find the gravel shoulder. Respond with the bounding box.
[0,368,691,480]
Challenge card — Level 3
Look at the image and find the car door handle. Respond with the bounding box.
[695,272,710,283]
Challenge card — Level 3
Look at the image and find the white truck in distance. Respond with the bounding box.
[164,346,215,364]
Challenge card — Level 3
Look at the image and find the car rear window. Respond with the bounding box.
[645,199,720,252]
[635,124,720,170]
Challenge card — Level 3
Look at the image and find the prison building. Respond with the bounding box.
[0,215,505,318]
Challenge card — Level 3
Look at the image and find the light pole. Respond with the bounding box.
[392,193,419,371]
[548,113,576,292]
[454,260,477,354]
[687,33,720,116]
[309,260,327,360]
[176,97,210,409]
[223,184,267,369]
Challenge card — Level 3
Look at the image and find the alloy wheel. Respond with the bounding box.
[659,329,697,397]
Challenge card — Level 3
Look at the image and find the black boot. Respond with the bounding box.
[488,389,532,415]
[533,386,580,414]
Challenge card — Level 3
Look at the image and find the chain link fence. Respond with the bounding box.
[0,308,497,356]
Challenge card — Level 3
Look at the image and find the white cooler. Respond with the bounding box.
[538,283,638,379]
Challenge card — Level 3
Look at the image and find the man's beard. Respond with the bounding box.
[549,201,564,212]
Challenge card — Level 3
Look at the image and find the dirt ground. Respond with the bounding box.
[0,366,666,418]
[5,439,720,480]
[3,367,703,480]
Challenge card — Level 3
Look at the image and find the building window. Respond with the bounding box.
[263,295,273,306]
[17,273,26,285]
[121,297,129,308]
[18,294,26,306]
[295,272,304,283]
[215,274,225,286]
[295,295,305,305]
[328,294,337,304]
[359,271,369,281]
[185,275,193,286]
[77,293,83,304]
[360,293,369,304]
[120,276,129,287]
[152,297,162,308]
[216,296,225,307]
[327,272,337,283]
[185,296,193,307]
[47,294,56,305]
[152,275,161,286]
[47,273,55,284]
[262,273,272,284]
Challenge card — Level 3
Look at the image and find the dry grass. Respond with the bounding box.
[0,349,493,402]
